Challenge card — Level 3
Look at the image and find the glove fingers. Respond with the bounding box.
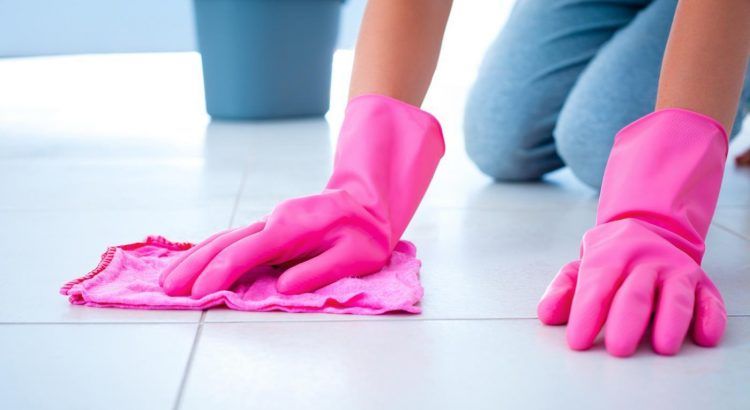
[161,222,265,296]
[652,273,697,355]
[604,268,657,357]
[692,278,727,347]
[190,227,283,298]
[566,266,622,351]
[158,228,237,287]
[537,260,580,325]
[276,239,382,295]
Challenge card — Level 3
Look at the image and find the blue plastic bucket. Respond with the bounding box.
[193,0,342,119]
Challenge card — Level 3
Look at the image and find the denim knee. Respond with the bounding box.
[464,89,562,182]
[553,109,621,190]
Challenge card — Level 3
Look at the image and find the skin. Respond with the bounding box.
[348,0,453,106]
[656,0,750,132]
[658,1,750,166]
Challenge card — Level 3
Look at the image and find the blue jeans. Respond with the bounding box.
[464,0,750,189]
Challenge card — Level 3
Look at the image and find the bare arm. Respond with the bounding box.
[656,0,750,132]
[348,0,453,106]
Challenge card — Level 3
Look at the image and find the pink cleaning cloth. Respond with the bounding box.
[60,236,423,315]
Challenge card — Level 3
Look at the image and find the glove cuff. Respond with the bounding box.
[328,94,445,248]
[596,108,728,262]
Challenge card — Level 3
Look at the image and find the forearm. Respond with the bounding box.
[656,0,750,131]
[349,0,453,106]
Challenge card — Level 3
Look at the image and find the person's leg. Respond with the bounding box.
[554,0,750,189]
[464,0,649,181]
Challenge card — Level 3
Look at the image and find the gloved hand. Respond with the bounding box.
[538,109,729,357]
[160,94,444,297]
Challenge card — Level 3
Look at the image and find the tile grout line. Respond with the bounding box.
[172,310,207,410]
[227,151,252,229]
[169,142,254,409]
[0,321,203,325]
[2,314,750,326]
[183,316,542,326]
[167,153,254,409]
[712,220,750,241]
[200,313,750,323]
[0,317,539,326]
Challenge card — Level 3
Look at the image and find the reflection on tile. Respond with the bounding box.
[0,323,196,409]
[182,318,750,410]
[0,53,208,149]
[234,131,600,212]
[424,154,599,210]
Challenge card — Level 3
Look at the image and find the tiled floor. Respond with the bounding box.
[1,4,749,409]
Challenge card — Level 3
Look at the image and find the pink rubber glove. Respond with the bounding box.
[160,94,444,297]
[538,109,729,357]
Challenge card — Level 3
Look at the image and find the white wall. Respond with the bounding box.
[0,0,365,57]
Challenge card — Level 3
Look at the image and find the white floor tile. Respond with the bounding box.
[703,223,750,317]
[180,318,750,410]
[234,131,600,213]
[0,209,231,322]
[721,131,750,208]
[719,163,750,208]
[714,207,750,239]
[0,114,206,161]
[423,153,600,210]
[0,4,745,405]
[233,119,337,210]
[0,323,196,410]
[0,157,242,212]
